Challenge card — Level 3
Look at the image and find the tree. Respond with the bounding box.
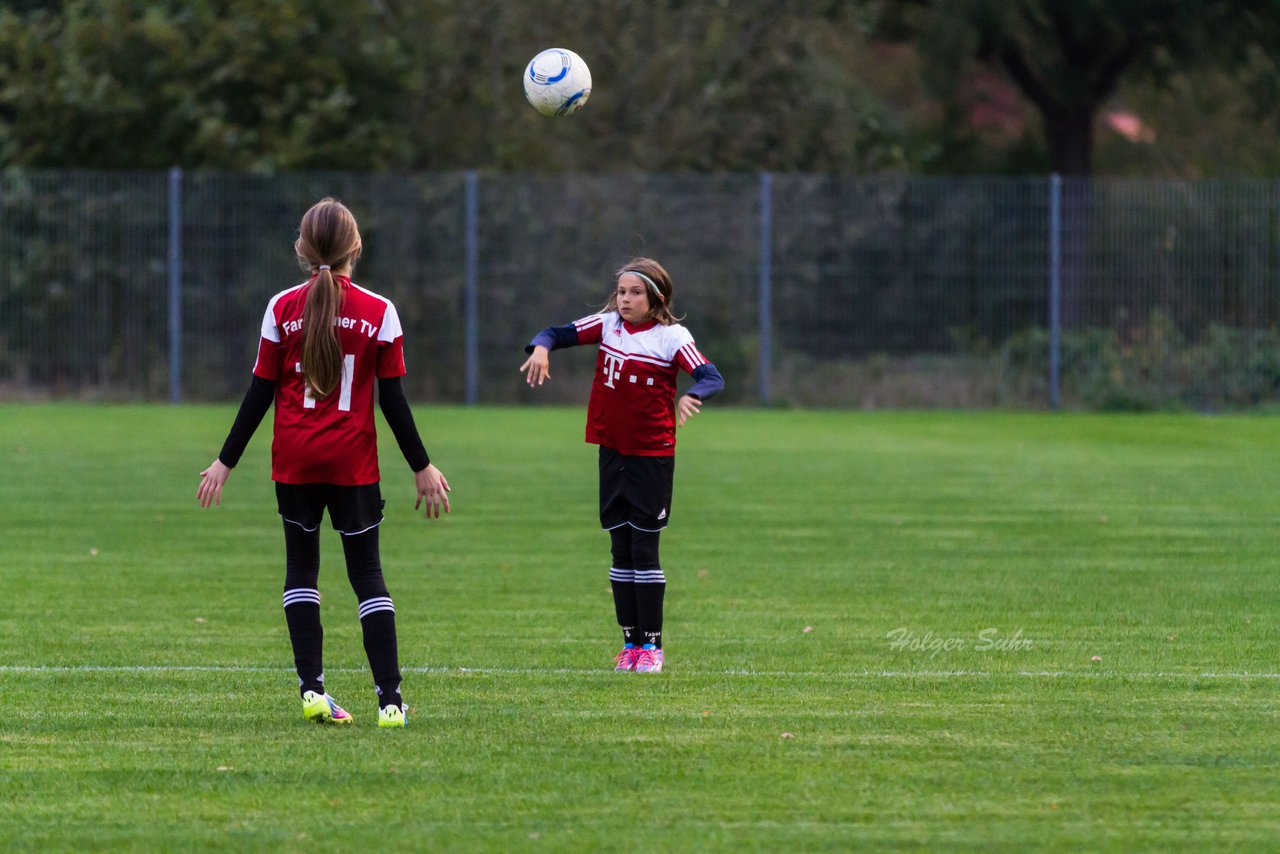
[878,0,1278,175]
[6,0,1275,175]
[0,0,915,173]
[0,0,413,170]
[392,0,911,174]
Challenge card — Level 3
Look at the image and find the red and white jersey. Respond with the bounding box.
[251,277,406,485]
[572,312,709,456]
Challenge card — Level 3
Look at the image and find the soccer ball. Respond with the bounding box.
[523,49,592,116]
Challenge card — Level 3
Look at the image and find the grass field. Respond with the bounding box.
[2,404,1278,850]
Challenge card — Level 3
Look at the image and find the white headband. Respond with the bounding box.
[623,270,663,301]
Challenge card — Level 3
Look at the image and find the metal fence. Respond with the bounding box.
[2,170,1278,410]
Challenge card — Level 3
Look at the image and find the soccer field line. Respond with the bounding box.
[1,665,1278,679]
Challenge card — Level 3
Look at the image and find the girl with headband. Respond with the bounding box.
[520,257,724,673]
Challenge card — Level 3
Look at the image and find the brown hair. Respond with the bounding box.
[604,257,682,325]
[294,198,363,399]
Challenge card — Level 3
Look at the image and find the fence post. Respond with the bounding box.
[167,167,183,404]
[1048,173,1062,411]
[758,171,773,405]
[464,171,479,406]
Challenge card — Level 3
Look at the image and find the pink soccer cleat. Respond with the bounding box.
[634,646,664,673]
[613,645,639,672]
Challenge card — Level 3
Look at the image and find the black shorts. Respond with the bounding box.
[598,446,675,532]
[275,482,385,536]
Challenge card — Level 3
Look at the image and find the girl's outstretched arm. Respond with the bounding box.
[414,464,451,519]
[197,459,232,507]
[378,376,430,471]
[520,345,551,386]
[521,317,603,387]
[197,375,276,507]
[677,394,702,426]
[377,375,450,520]
[678,361,724,426]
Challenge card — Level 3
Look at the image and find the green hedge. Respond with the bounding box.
[1001,311,1280,411]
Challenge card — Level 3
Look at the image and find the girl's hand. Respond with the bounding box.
[197,459,232,507]
[519,346,551,387]
[677,394,702,426]
[414,463,451,520]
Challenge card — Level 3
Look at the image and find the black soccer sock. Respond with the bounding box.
[635,583,665,648]
[611,580,639,646]
[361,611,402,710]
[282,521,324,696]
[631,527,666,649]
[284,597,325,696]
[342,527,402,709]
[609,526,639,646]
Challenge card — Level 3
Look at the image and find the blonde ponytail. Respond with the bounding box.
[293,198,363,401]
[301,268,343,399]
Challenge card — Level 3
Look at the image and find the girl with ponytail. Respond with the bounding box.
[198,198,451,729]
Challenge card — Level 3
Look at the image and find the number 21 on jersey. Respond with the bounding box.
[296,355,355,411]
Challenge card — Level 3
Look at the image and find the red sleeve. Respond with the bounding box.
[376,335,407,379]
[252,336,283,380]
[574,314,605,345]
[674,340,709,374]
[251,301,284,380]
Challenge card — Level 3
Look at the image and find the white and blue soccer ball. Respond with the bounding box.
[523,48,592,116]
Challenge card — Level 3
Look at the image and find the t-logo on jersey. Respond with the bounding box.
[571,312,709,456]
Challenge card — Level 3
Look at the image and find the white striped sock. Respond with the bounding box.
[283,588,321,608]
[358,596,395,619]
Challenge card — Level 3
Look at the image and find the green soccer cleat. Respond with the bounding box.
[378,704,407,728]
[302,690,354,725]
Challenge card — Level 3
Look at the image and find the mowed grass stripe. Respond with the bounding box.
[4,665,1280,679]
[2,404,1279,850]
